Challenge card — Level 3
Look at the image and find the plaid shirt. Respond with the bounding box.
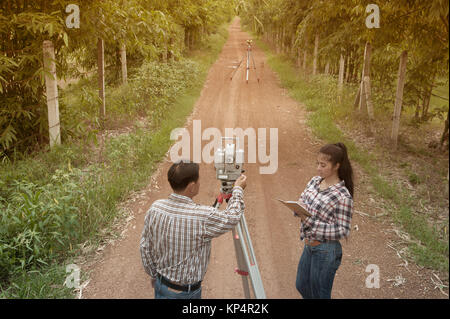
[299,176,353,242]
[140,186,244,285]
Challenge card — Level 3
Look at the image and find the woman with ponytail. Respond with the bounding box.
[295,142,354,299]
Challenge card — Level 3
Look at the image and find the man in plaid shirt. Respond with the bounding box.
[140,160,247,299]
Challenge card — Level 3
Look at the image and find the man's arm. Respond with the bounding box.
[203,175,247,239]
[139,211,158,279]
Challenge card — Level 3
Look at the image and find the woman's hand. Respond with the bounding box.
[293,211,308,223]
[298,214,308,223]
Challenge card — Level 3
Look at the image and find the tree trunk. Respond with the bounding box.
[275,28,279,53]
[279,26,283,53]
[313,34,319,76]
[353,86,361,109]
[119,43,127,84]
[303,36,308,72]
[414,96,421,121]
[291,33,296,57]
[186,29,190,50]
[363,75,375,135]
[363,76,374,120]
[163,39,168,62]
[302,51,307,71]
[338,53,345,92]
[272,27,276,47]
[98,38,106,122]
[440,109,449,148]
[345,52,350,83]
[43,40,61,148]
[324,61,330,74]
[421,88,432,121]
[421,71,436,121]
[347,51,353,83]
[391,50,408,150]
[351,47,359,83]
[354,43,370,110]
[359,42,372,112]
[168,38,174,62]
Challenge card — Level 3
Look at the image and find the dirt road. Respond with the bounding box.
[82,18,447,299]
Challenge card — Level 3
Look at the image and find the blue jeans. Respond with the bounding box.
[296,241,342,299]
[154,276,202,299]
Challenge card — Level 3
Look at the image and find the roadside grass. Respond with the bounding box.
[0,265,74,299]
[0,22,230,298]
[255,38,449,273]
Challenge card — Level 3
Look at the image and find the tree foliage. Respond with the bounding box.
[0,0,235,159]
[240,0,449,133]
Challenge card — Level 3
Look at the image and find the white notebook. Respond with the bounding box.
[276,199,312,218]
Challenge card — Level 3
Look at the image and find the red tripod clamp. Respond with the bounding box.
[217,192,232,204]
[235,268,249,276]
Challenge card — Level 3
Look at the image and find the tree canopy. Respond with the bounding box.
[0,0,235,157]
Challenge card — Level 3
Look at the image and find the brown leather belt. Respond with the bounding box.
[157,274,201,292]
[304,239,322,247]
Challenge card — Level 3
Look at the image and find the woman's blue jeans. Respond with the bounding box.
[296,240,343,299]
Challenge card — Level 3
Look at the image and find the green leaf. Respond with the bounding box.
[63,32,68,47]
[48,23,54,37]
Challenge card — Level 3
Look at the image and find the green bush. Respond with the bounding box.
[131,59,200,126]
[58,59,201,138]
[0,21,229,296]
[0,170,83,281]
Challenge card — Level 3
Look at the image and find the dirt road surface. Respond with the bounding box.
[82,18,448,299]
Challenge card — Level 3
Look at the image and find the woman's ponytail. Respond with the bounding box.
[319,143,354,198]
[334,143,354,198]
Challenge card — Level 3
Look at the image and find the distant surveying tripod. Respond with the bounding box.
[230,39,260,84]
[212,184,266,299]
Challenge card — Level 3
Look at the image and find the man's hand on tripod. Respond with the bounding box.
[234,174,247,190]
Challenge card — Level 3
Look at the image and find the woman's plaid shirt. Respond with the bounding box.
[140,186,244,285]
[299,176,353,242]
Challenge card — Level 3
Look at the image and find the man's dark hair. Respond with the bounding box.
[167,160,199,191]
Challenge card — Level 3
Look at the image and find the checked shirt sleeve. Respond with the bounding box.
[203,186,245,239]
[139,211,157,278]
[308,195,353,241]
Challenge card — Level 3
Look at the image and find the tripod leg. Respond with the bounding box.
[246,49,250,84]
[214,197,251,297]
[251,51,259,83]
[230,55,246,81]
[232,228,252,298]
[236,215,266,298]
[230,57,243,81]
[215,196,266,299]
